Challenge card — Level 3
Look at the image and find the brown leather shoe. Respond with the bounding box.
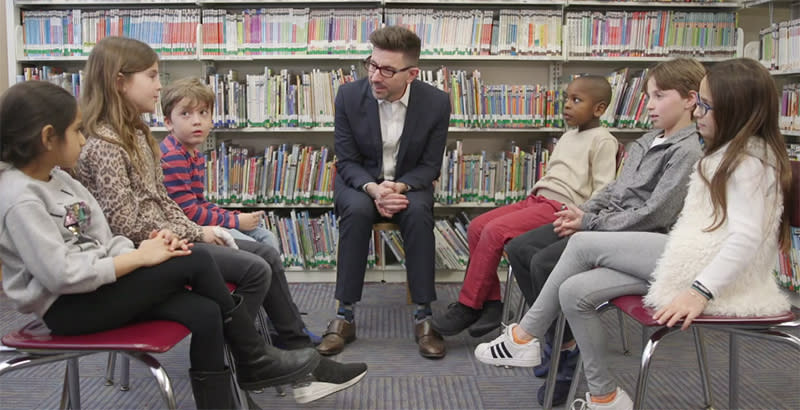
[415,319,446,359]
[316,318,356,356]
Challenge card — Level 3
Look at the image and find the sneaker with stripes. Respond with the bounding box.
[474,324,541,367]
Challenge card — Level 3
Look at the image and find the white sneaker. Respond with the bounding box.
[474,324,541,367]
[570,388,634,410]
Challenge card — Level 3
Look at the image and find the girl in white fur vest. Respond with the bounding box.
[472,58,793,410]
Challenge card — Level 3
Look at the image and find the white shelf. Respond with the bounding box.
[199,0,379,3]
[15,0,196,4]
[448,127,564,133]
[218,202,500,209]
[384,0,566,5]
[744,0,799,8]
[154,126,564,133]
[568,55,735,62]
[771,68,800,77]
[421,54,564,61]
[609,127,651,133]
[17,54,196,62]
[199,54,367,61]
[567,1,741,8]
[782,130,800,137]
[222,203,334,209]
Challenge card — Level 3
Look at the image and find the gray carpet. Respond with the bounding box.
[0,283,798,409]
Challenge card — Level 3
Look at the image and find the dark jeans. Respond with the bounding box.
[197,241,309,345]
[44,247,235,371]
[505,223,573,342]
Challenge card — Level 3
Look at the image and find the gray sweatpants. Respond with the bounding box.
[518,231,668,396]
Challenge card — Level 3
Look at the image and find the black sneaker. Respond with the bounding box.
[468,300,503,337]
[431,302,481,336]
[291,357,367,403]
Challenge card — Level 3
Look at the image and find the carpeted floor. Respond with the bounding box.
[0,282,798,409]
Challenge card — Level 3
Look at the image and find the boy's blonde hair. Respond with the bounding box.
[80,36,160,175]
[161,77,215,119]
[645,57,705,98]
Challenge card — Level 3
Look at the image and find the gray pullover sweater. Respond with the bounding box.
[580,124,703,232]
[0,164,133,318]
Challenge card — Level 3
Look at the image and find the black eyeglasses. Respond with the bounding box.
[695,94,713,118]
[363,56,415,78]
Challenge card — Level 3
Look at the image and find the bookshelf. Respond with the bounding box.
[748,0,800,294]
[6,0,745,276]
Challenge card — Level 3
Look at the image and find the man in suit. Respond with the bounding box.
[317,26,451,359]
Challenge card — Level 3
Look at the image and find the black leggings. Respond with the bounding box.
[43,247,236,371]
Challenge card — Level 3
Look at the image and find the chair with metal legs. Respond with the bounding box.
[546,295,799,410]
[613,295,799,409]
[105,282,287,404]
[0,319,191,410]
[104,306,286,402]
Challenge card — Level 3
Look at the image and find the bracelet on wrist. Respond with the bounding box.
[689,286,712,301]
[691,281,713,300]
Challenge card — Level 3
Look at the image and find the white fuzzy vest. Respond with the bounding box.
[644,139,790,316]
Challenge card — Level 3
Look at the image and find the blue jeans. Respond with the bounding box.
[227,227,280,252]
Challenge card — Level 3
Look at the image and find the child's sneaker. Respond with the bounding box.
[474,324,541,367]
[570,387,633,410]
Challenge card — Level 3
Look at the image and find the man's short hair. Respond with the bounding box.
[161,77,215,119]
[369,26,422,65]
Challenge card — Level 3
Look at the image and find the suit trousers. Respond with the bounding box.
[334,183,436,304]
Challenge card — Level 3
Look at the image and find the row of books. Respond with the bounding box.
[19,7,735,59]
[602,67,652,129]
[18,66,82,97]
[261,209,478,271]
[144,67,566,130]
[385,9,562,56]
[20,62,653,131]
[780,83,800,133]
[435,140,554,205]
[786,144,800,161]
[206,143,336,206]
[21,9,200,56]
[774,227,800,293]
[202,141,557,207]
[201,8,382,56]
[759,18,800,73]
[566,11,737,57]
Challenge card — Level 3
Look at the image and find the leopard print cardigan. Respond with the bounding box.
[75,123,204,244]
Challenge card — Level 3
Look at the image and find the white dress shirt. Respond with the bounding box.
[377,84,411,181]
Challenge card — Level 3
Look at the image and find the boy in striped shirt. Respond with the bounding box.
[159,77,279,250]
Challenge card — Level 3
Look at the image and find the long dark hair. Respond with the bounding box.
[0,81,77,168]
[700,58,791,251]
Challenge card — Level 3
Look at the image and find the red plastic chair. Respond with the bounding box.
[0,319,190,409]
[103,282,286,406]
[611,295,799,409]
[544,296,799,409]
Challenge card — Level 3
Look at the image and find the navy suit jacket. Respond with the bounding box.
[334,78,451,193]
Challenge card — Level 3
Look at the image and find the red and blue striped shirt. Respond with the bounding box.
[160,134,239,229]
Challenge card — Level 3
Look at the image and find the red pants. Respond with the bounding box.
[458,194,563,309]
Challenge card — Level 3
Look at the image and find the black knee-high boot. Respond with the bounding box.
[189,368,237,410]
[223,295,320,390]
